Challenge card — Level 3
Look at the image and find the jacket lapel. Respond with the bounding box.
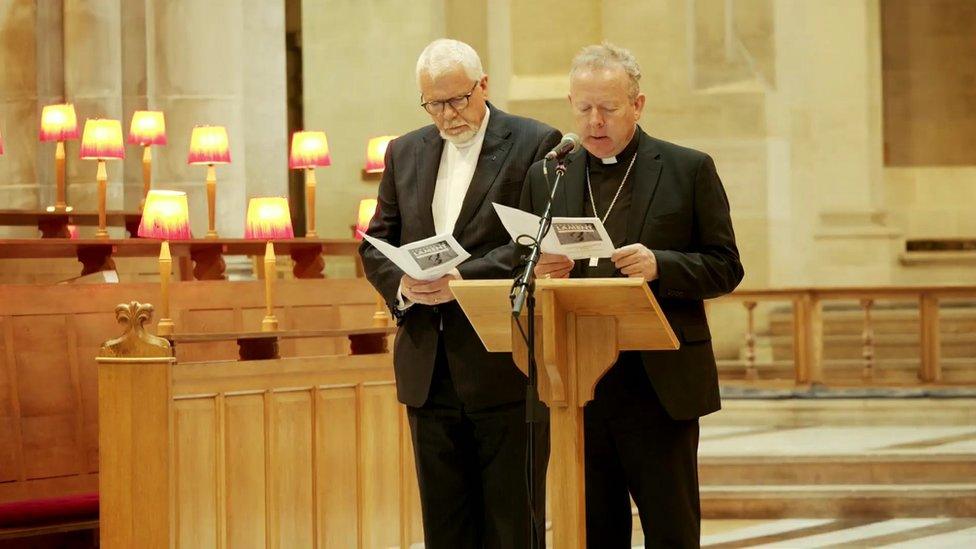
[625,130,663,243]
[452,113,513,238]
[415,127,443,238]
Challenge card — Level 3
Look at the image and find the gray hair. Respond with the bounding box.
[570,42,642,99]
[415,39,484,87]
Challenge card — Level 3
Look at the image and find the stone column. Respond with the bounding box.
[120,0,148,211]
[146,0,248,238]
[774,0,899,285]
[0,2,45,221]
[63,0,124,219]
[242,0,288,201]
[302,0,444,239]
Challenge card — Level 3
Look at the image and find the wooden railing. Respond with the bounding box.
[711,286,976,385]
[0,237,361,280]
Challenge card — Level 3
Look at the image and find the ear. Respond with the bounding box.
[479,75,489,98]
[633,92,646,121]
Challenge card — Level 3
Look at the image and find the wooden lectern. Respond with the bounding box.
[450,277,679,547]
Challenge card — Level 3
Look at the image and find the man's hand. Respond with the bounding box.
[400,268,461,306]
[611,244,658,281]
[534,253,574,279]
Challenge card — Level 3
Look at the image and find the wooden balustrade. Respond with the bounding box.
[0,237,362,280]
[0,209,141,238]
[713,286,976,385]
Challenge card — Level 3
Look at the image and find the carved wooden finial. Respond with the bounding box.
[99,301,173,359]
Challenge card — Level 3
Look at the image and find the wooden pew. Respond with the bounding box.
[0,277,385,507]
[97,302,422,548]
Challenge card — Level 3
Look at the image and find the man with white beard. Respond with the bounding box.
[359,39,560,547]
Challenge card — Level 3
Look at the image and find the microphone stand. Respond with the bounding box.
[511,156,568,549]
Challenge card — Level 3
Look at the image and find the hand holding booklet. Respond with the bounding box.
[360,232,471,281]
[492,203,615,260]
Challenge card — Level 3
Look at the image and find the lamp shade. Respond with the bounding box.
[39,104,80,142]
[79,119,125,160]
[289,131,331,169]
[0,125,4,156]
[245,197,294,240]
[128,111,167,146]
[138,190,192,240]
[364,135,397,174]
[187,126,230,165]
[354,198,378,240]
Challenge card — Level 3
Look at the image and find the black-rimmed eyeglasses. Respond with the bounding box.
[420,82,478,115]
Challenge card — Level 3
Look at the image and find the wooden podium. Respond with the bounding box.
[450,278,679,547]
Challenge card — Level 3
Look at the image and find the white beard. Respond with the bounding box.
[440,127,477,146]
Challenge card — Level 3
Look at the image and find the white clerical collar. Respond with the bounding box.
[601,155,618,165]
[448,107,491,151]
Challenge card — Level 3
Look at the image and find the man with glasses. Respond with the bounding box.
[359,39,560,547]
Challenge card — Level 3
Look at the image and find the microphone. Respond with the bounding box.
[544,133,581,161]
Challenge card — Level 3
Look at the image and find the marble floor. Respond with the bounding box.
[697,518,976,548]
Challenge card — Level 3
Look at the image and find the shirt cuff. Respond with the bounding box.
[396,281,414,311]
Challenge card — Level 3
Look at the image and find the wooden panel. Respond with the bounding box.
[224,394,267,549]
[71,312,118,473]
[270,391,314,548]
[316,386,359,549]
[285,305,342,357]
[400,406,425,544]
[175,398,218,549]
[0,315,21,483]
[360,383,401,549]
[13,314,81,480]
[0,277,385,504]
[178,308,239,362]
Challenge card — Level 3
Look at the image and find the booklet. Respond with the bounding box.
[360,232,471,281]
[492,203,615,260]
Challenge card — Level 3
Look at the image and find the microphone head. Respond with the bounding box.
[563,133,581,154]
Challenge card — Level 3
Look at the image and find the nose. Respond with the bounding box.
[588,109,604,128]
[441,103,460,120]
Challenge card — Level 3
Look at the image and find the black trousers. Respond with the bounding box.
[407,340,548,548]
[584,351,702,548]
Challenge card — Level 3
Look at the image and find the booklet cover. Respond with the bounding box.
[492,203,615,260]
[360,232,471,281]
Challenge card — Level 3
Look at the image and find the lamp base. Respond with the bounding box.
[261,315,278,332]
[50,203,69,213]
[157,318,174,336]
[206,230,219,239]
[95,228,110,239]
[304,230,318,239]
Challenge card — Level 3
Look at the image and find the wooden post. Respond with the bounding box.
[262,242,279,331]
[95,160,109,239]
[861,298,875,380]
[97,302,175,549]
[744,301,758,380]
[157,241,174,336]
[793,293,823,385]
[55,140,68,212]
[206,164,218,238]
[305,168,317,238]
[919,294,941,382]
[141,146,152,210]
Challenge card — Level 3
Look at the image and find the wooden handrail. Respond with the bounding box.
[711,286,976,385]
[0,237,362,280]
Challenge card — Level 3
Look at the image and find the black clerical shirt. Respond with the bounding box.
[580,130,640,278]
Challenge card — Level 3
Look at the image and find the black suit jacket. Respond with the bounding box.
[520,128,743,420]
[360,105,561,410]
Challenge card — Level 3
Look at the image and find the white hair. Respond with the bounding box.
[415,39,484,87]
[570,41,642,99]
